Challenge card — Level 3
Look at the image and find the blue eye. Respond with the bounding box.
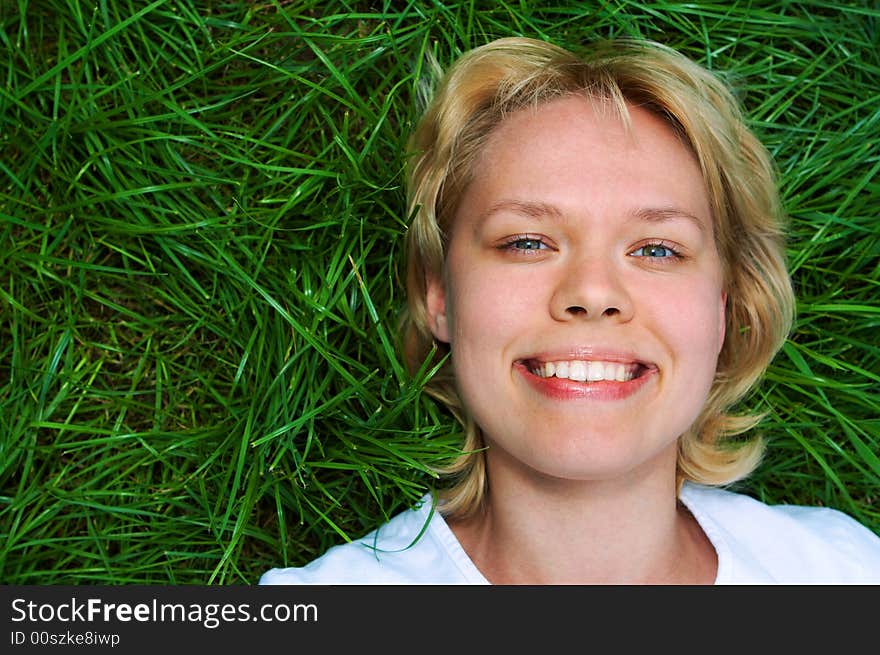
[501,236,549,252]
[632,243,679,258]
[512,238,545,250]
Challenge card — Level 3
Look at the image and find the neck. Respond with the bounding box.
[448,451,716,585]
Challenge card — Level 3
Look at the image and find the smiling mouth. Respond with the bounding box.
[522,359,653,382]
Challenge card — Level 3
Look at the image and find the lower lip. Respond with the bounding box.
[514,362,656,401]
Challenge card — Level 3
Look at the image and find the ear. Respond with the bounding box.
[425,271,451,343]
[717,290,728,355]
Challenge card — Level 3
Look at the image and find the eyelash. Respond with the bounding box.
[629,240,684,261]
[497,235,552,254]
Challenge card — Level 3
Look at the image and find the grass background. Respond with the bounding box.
[1,0,878,584]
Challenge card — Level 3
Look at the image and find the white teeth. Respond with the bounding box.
[530,359,639,382]
[555,361,570,379]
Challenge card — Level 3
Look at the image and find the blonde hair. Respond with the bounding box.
[401,37,795,519]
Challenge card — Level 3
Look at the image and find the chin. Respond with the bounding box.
[489,435,677,485]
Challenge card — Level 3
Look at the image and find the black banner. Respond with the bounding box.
[1,585,873,650]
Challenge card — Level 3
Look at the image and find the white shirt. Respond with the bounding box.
[259,483,880,584]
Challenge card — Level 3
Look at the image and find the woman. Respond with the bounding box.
[261,37,880,584]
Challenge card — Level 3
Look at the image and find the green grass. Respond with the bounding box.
[1,0,878,584]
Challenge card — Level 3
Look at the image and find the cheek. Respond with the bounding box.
[644,280,726,360]
[447,266,542,343]
[452,275,537,347]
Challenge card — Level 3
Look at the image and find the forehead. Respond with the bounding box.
[457,95,712,231]
[481,95,694,174]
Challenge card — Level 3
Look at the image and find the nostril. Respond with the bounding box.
[565,305,621,317]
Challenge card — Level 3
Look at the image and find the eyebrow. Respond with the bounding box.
[631,207,708,234]
[476,200,562,232]
[478,200,563,223]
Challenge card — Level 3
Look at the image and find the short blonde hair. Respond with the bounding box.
[401,37,795,519]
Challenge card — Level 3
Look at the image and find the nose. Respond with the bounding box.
[549,253,634,322]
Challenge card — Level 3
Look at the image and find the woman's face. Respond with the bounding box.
[426,95,727,485]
